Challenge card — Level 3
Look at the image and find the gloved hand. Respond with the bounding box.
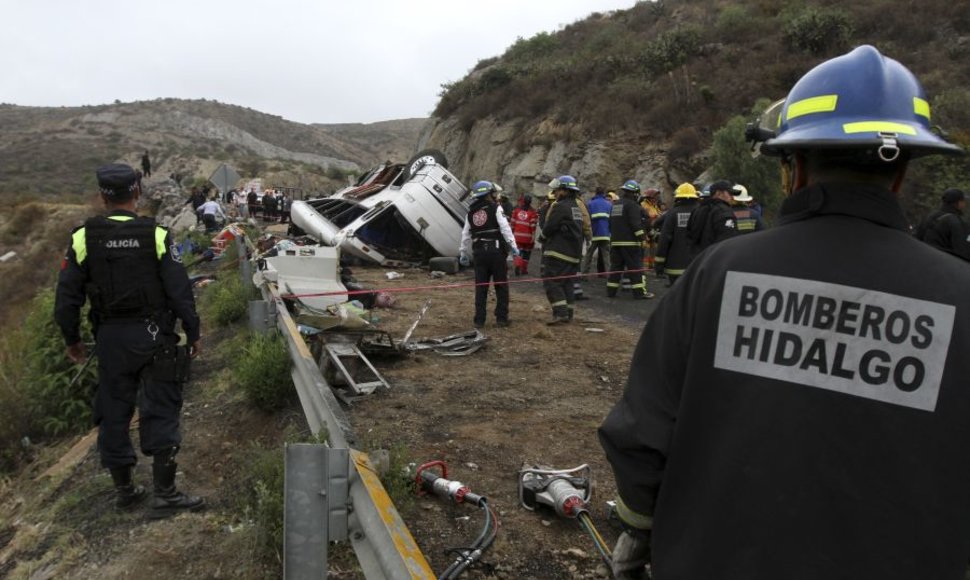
[459,254,470,267]
[612,529,652,579]
[512,247,521,257]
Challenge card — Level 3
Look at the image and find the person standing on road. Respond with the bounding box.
[459,180,519,328]
[654,182,699,286]
[608,180,652,299]
[685,179,739,260]
[540,175,585,324]
[54,163,205,519]
[600,45,970,580]
[582,187,612,279]
[914,188,970,261]
[639,187,663,271]
[247,187,259,219]
[509,194,538,275]
[731,184,765,234]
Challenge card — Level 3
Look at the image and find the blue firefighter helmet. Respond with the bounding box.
[471,180,496,198]
[760,45,962,160]
[620,180,641,194]
[550,175,580,192]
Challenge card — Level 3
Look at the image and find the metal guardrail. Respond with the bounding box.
[240,235,435,579]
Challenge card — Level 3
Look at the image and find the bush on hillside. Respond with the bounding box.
[783,7,853,55]
[234,332,293,412]
[710,104,783,218]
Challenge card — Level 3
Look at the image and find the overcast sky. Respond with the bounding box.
[1,0,636,124]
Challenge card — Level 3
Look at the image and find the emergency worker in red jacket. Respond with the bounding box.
[509,194,538,275]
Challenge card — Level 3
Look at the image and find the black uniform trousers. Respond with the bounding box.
[93,323,183,469]
[473,246,509,325]
[542,256,577,318]
[608,246,646,298]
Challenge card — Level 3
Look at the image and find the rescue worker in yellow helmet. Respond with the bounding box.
[654,182,699,285]
[600,45,968,579]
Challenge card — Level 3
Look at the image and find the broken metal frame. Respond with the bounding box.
[257,271,435,579]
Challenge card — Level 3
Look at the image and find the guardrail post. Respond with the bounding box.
[285,444,347,580]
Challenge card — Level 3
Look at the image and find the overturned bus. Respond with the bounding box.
[291,150,470,266]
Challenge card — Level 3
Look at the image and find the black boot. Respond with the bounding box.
[150,449,205,520]
[109,465,147,509]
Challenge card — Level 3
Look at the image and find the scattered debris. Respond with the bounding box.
[0,251,17,263]
[320,340,391,404]
[584,328,605,333]
[403,330,489,356]
[385,271,404,280]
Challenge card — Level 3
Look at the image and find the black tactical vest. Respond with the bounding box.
[467,200,506,253]
[84,216,166,319]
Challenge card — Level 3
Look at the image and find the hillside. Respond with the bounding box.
[0,100,426,197]
[424,0,970,219]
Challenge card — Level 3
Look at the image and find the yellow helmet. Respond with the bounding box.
[607,191,619,201]
[674,183,698,199]
[546,191,556,201]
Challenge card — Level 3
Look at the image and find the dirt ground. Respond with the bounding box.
[343,265,660,578]
[0,255,663,579]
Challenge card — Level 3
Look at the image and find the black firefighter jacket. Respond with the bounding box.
[923,206,970,261]
[655,198,698,277]
[599,183,970,580]
[541,196,584,264]
[686,197,738,260]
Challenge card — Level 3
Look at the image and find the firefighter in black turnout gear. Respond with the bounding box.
[917,188,970,261]
[600,46,970,580]
[654,182,699,285]
[460,180,519,328]
[685,179,739,261]
[55,163,205,519]
[540,175,585,324]
[607,180,651,299]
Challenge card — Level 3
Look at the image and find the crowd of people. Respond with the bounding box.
[458,171,772,325]
[182,185,293,232]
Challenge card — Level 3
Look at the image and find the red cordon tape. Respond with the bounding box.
[278,266,654,300]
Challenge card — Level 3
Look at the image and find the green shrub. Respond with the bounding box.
[14,289,97,441]
[234,332,292,411]
[783,7,853,55]
[201,273,251,327]
[710,104,783,219]
[233,445,286,563]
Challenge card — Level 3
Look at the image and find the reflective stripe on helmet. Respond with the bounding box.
[786,95,838,121]
[843,121,916,135]
[914,97,930,119]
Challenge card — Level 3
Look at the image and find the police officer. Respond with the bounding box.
[459,180,519,328]
[540,175,585,324]
[607,180,651,299]
[654,182,699,285]
[55,163,205,519]
[599,46,970,579]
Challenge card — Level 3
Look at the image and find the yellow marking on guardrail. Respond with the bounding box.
[352,450,435,578]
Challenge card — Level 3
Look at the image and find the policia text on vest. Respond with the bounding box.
[714,272,954,412]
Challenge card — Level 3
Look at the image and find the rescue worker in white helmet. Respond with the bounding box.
[600,45,969,580]
[654,182,699,286]
[730,184,765,234]
[459,180,519,328]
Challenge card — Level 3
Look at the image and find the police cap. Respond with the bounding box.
[96,163,141,199]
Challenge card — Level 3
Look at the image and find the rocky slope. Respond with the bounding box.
[421,0,970,207]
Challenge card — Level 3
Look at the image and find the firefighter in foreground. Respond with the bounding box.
[607,180,651,299]
[55,164,204,519]
[459,180,519,328]
[599,45,970,579]
[540,175,584,324]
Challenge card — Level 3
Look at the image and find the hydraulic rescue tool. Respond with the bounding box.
[519,464,614,572]
[415,460,499,580]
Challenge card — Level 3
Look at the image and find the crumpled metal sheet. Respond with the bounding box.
[402,330,488,356]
